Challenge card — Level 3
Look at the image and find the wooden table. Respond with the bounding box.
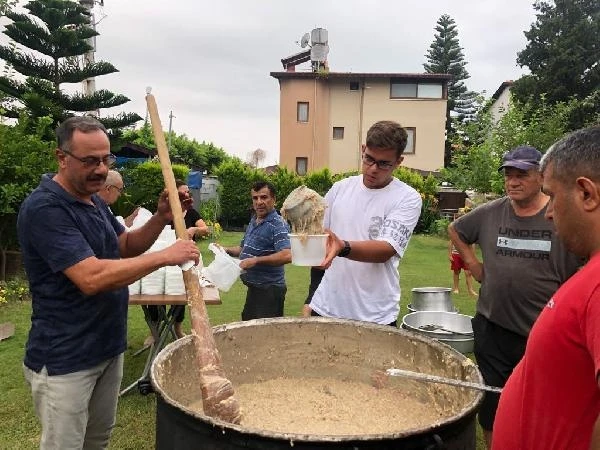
[128,286,221,306]
[120,286,221,396]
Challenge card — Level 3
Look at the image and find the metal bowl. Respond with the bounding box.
[407,304,458,314]
[402,311,474,354]
[411,287,454,312]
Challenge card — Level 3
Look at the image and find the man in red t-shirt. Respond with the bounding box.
[493,126,600,450]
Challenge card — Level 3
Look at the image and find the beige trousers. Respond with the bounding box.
[23,353,124,450]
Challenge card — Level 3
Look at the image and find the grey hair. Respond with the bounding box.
[104,170,122,187]
[56,116,108,153]
[540,126,600,183]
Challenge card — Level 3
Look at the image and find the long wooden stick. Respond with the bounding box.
[146,92,241,424]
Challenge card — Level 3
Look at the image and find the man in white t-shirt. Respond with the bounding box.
[308,120,422,326]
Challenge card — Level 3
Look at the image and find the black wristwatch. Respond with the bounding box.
[338,240,351,258]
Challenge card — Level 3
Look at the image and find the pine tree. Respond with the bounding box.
[0,0,17,16]
[0,0,141,133]
[424,14,477,120]
[424,14,478,167]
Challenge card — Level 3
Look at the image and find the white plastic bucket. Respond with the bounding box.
[289,234,328,266]
[202,243,242,292]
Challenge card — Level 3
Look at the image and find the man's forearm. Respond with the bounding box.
[345,240,396,263]
[448,225,478,265]
[448,225,483,281]
[254,249,292,266]
[224,246,242,257]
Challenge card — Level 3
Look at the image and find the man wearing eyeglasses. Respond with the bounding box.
[17,116,200,449]
[97,170,139,228]
[98,169,125,206]
[307,120,422,326]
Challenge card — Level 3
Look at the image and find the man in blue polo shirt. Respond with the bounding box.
[17,116,200,450]
[223,181,291,320]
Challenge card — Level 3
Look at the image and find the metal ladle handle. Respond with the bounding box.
[386,368,503,393]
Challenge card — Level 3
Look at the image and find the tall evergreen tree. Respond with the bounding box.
[512,0,600,128]
[424,14,478,167]
[0,0,141,133]
[0,0,17,16]
[424,14,477,119]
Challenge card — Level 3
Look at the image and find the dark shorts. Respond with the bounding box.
[242,283,287,321]
[471,313,527,431]
[305,268,325,304]
[450,253,468,272]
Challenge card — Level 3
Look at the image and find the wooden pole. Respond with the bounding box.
[145,92,241,424]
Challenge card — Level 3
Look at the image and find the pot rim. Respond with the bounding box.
[411,286,453,293]
[407,303,459,313]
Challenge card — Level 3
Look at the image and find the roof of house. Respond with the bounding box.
[491,80,514,100]
[261,164,279,174]
[270,71,452,81]
[117,142,156,158]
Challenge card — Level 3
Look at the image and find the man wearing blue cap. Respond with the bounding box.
[448,145,581,448]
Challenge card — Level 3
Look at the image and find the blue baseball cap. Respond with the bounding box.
[498,145,542,172]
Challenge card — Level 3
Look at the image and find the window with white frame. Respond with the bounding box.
[296,157,308,175]
[297,102,309,122]
[390,81,443,99]
[403,128,416,154]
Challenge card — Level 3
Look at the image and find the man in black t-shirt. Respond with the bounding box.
[172,179,209,240]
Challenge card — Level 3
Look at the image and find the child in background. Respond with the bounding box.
[449,210,478,296]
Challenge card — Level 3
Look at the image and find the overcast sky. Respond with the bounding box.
[2,0,537,165]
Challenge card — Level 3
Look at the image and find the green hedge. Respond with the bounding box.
[215,160,441,233]
[0,116,56,250]
[112,161,190,217]
[214,159,263,227]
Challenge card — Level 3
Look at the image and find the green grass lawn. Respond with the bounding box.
[0,233,484,449]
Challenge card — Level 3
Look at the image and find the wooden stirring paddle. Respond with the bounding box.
[146,90,241,423]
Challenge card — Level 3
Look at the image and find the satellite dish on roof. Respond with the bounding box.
[300,33,310,48]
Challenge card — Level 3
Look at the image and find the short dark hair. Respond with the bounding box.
[56,116,108,153]
[366,120,408,158]
[541,126,600,184]
[175,179,187,188]
[251,181,276,197]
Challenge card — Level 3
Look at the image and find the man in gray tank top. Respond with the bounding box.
[448,145,581,449]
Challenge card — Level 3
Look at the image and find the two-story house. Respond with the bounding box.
[270,70,451,175]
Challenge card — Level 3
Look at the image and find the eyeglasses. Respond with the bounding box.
[108,185,125,194]
[362,153,395,170]
[61,149,116,168]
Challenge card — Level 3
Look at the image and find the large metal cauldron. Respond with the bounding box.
[151,318,483,450]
